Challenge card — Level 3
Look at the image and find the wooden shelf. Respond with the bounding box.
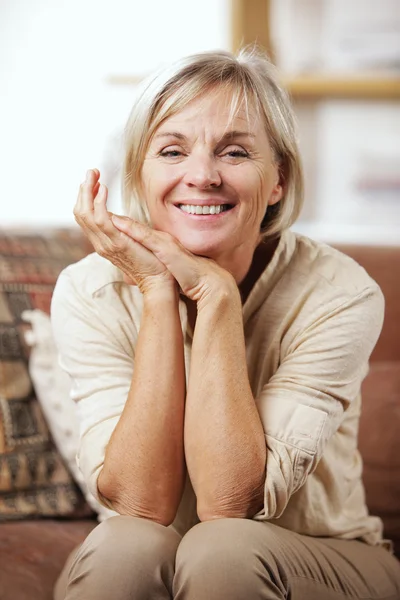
[284,76,400,100]
[230,0,400,101]
[106,0,400,102]
[231,0,273,57]
[107,74,400,100]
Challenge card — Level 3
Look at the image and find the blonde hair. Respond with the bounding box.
[122,47,304,237]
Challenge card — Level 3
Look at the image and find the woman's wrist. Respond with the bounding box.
[142,280,179,306]
[197,277,241,315]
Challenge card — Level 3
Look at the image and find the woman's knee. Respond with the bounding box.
[173,518,286,599]
[63,516,181,600]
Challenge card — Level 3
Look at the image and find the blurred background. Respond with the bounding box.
[1,0,399,244]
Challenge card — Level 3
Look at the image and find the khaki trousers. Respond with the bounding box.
[54,516,400,600]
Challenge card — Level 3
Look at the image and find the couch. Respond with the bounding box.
[0,229,399,600]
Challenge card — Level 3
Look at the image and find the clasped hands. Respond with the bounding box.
[74,169,236,307]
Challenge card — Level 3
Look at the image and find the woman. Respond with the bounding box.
[52,49,400,599]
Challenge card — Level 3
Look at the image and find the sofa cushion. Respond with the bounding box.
[0,230,93,521]
[335,244,400,559]
[359,361,400,556]
[23,308,117,522]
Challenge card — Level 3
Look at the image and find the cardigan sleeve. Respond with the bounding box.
[51,267,136,508]
[252,284,384,521]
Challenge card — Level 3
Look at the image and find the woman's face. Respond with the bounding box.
[141,87,283,273]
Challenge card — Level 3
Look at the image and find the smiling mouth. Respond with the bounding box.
[177,204,234,215]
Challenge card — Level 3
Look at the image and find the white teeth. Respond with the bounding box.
[179,204,228,215]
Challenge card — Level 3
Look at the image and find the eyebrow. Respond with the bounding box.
[154,130,256,142]
[154,131,186,141]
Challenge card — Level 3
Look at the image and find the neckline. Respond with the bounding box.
[242,229,294,323]
[179,229,294,338]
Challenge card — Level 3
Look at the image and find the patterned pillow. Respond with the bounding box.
[0,229,94,520]
[23,308,117,522]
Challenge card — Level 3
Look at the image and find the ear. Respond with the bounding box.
[267,181,283,207]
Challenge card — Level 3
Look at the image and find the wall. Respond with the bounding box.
[0,0,229,226]
[2,0,399,244]
[271,0,400,245]
[293,100,400,245]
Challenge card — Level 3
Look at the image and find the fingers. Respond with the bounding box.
[93,183,109,228]
[72,171,170,288]
[74,169,99,233]
[111,216,159,244]
[112,215,193,276]
[112,216,160,252]
[75,169,111,231]
[92,181,100,198]
[74,169,119,250]
[92,184,126,245]
[112,217,189,265]
[111,215,230,301]
[77,169,100,214]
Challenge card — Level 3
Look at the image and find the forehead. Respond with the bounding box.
[156,87,263,136]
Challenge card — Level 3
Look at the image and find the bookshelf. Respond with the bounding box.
[108,1,400,100]
[231,0,400,100]
[231,0,400,245]
[106,74,400,100]
[284,76,400,100]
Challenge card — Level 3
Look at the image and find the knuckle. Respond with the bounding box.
[93,212,105,227]
[160,231,172,241]
[95,245,107,258]
[161,231,177,250]
[79,182,90,195]
[105,237,121,254]
[79,213,91,226]
[112,239,127,255]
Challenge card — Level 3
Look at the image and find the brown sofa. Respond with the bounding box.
[0,231,399,600]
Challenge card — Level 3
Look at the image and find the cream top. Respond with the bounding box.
[51,230,387,546]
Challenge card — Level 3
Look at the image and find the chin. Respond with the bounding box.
[175,232,229,258]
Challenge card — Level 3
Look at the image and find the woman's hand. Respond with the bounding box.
[74,169,175,296]
[111,216,239,309]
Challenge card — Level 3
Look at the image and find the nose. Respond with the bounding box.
[182,152,222,189]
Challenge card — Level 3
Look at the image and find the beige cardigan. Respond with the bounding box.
[51,229,386,546]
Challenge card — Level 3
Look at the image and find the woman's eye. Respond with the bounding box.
[228,150,249,157]
[222,148,249,159]
[159,149,183,158]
